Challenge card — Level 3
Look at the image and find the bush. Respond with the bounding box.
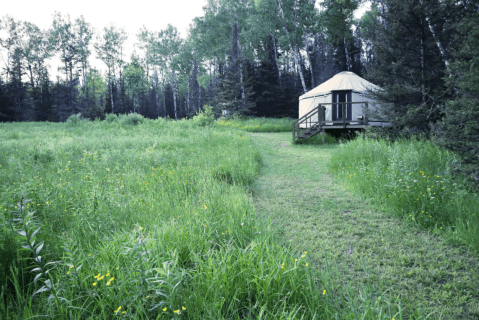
[119,113,145,125]
[66,113,86,126]
[105,113,118,123]
[192,105,215,127]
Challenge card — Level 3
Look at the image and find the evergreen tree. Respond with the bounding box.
[366,0,448,132]
[436,5,479,180]
[215,20,255,115]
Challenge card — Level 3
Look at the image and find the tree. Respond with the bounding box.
[94,24,127,114]
[436,4,479,180]
[73,16,93,93]
[215,20,255,115]
[365,0,448,132]
[155,24,182,120]
[123,54,147,113]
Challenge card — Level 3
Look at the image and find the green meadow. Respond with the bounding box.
[1,118,478,319]
[0,119,326,319]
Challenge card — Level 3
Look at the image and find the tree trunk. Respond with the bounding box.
[236,20,246,111]
[420,34,426,104]
[420,0,449,69]
[271,31,282,88]
[344,37,351,71]
[303,30,315,88]
[109,70,114,114]
[277,0,307,93]
[161,80,166,118]
[171,73,178,121]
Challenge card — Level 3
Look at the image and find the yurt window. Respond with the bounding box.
[332,90,352,121]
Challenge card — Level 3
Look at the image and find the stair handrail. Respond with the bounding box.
[293,106,321,141]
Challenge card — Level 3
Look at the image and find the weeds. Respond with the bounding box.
[0,119,324,319]
[216,117,295,132]
[329,136,479,251]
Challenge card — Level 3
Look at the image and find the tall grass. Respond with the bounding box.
[0,119,329,319]
[215,117,295,132]
[328,136,479,250]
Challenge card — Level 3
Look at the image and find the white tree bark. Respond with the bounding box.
[271,31,282,88]
[344,37,351,71]
[277,0,307,93]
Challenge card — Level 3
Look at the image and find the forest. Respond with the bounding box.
[0,0,478,175]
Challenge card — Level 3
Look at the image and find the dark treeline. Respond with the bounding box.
[0,0,478,175]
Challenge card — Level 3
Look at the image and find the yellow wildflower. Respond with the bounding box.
[323,290,326,295]
[174,309,179,313]
[162,307,167,311]
[182,306,186,310]
[114,306,121,313]
[305,263,309,267]
[92,282,97,286]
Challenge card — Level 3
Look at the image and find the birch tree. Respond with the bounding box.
[94,24,127,114]
[156,24,182,120]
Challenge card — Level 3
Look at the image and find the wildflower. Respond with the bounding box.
[295,258,298,262]
[182,306,186,310]
[305,263,309,267]
[67,271,70,275]
[174,309,179,313]
[323,290,326,295]
[92,282,97,286]
[241,223,244,226]
[106,271,110,277]
[163,307,167,311]
[69,265,74,269]
[114,306,121,313]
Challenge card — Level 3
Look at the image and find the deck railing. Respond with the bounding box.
[293,102,369,141]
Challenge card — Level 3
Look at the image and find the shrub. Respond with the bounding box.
[120,113,145,125]
[66,113,85,126]
[192,105,215,127]
[105,113,119,123]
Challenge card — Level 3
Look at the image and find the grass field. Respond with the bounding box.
[215,117,295,132]
[1,118,478,319]
[250,132,479,319]
[0,119,325,319]
[328,136,479,251]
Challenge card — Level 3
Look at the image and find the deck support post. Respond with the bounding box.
[364,101,368,125]
[322,128,325,144]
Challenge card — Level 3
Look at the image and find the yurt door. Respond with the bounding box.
[332,91,352,121]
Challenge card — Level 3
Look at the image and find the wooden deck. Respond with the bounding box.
[293,102,392,142]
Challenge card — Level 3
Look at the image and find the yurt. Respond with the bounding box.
[298,71,381,124]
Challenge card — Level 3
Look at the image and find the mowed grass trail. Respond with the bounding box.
[249,132,479,319]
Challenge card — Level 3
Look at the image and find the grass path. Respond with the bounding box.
[249,132,479,319]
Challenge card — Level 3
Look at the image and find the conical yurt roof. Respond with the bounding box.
[300,71,380,100]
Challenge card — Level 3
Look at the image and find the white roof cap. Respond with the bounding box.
[300,71,381,100]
